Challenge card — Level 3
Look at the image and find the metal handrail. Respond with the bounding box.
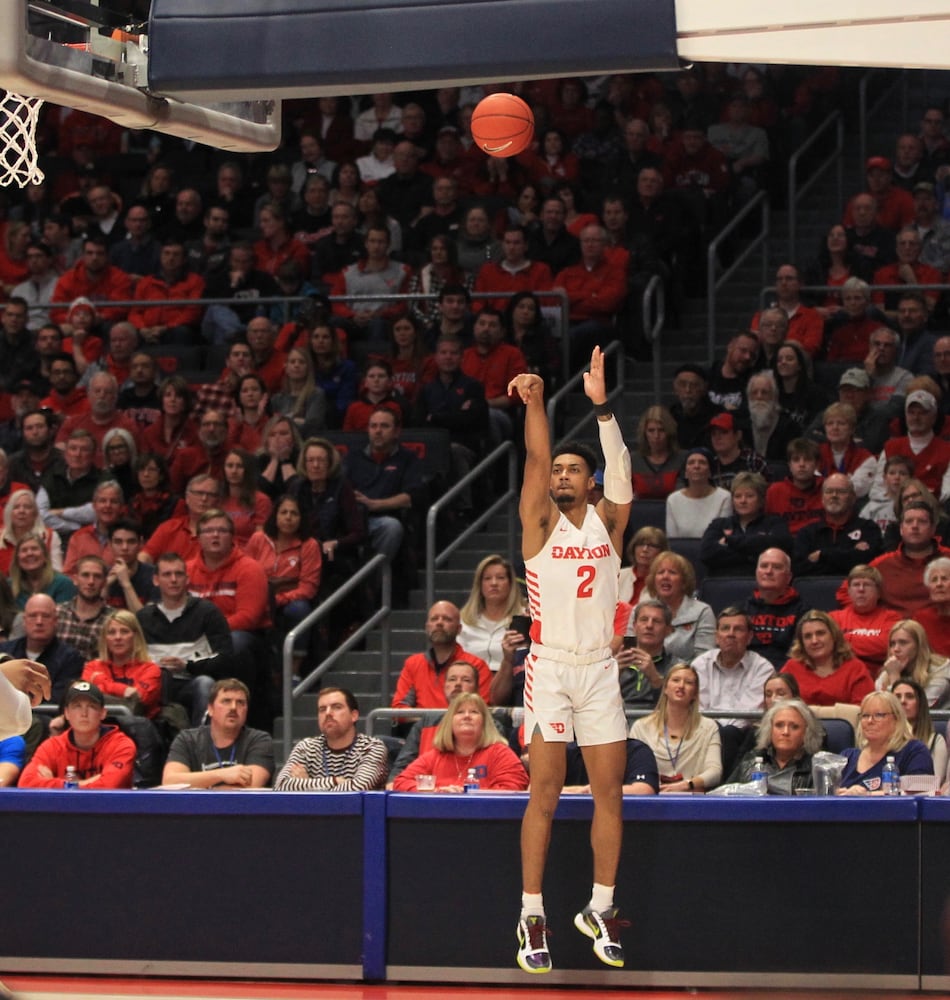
[364,705,918,738]
[643,273,665,402]
[33,287,571,337]
[424,441,517,611]
[545,338,625,440]
[858,69,907,178]
[705,192,769,366]
[759,280,950,310]
[281,554,391,760]
[787,111,844,262]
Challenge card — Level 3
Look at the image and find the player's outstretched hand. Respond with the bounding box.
[583,346,607,405]
[508,372,544,404]
[1,658,51,706]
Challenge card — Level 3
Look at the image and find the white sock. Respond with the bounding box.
[521,892,544,919]
[589,882,615,912]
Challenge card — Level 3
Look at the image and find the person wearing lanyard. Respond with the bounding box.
[161,678,274,788]
[629,664,723,793]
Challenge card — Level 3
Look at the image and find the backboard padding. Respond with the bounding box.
[147,0,680,102]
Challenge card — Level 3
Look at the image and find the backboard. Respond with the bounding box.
[0,0,281,153]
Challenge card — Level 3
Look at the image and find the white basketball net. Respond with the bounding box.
[0,91,45,187]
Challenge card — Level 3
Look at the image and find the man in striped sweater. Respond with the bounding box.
[274,687,388,791]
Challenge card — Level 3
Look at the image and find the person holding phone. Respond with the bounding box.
[459,554,527,674]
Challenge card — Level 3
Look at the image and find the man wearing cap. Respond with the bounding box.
[844,157,915,233]
[872,229,942,317]
[707,331,759,412]
[669,364,722,449]
[751,264,823,358]
[868,388,950,502]
[709,411,767,490]
[18,679,136,789]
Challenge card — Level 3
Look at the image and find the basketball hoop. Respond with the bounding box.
[0,91,44,187]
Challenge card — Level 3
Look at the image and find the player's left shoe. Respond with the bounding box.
[573,906,629,967]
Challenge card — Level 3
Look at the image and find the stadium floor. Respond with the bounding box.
[0,978,935,999]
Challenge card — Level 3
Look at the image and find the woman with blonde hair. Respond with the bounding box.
[630,664,722,793]
[459,554,526,673]
[10,534,74,608]
[258,414,304,501]
[618,526,668,604]
[0,489,62,575]
[837,690,933,794]
[642,550,715,662]
[728,698,824,793]
[631,404,683,500]
[876,619,950,708]
[781,610,874,706]
[816,402,876,498]
[271,346,327,428]
[392,692,528,791]
[81,609,163,719]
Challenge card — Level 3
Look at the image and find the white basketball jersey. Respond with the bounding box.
[524,505,619,654]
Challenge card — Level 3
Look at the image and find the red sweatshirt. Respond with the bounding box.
[18,724,135,788]
[82,658,163,719]
[392,741,528,791]
[186,546,272,630]
[243,531,322,606]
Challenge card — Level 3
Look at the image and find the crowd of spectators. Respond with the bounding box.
[4,65,950,793]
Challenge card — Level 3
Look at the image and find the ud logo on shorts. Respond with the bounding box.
[550,722,566,734]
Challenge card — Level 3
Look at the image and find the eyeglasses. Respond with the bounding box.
[859,712,893,722]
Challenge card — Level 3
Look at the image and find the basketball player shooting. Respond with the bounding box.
[507,346,632,974]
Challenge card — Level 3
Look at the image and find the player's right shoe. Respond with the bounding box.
[516,914,552,974]
[574,906,628,967]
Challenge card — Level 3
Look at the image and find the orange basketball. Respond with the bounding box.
[471,93,534,158]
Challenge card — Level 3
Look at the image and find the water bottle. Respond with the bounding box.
[881,756,900,796]
[464,767,480,793]
[63,766,79,790]
[749,756,768,796]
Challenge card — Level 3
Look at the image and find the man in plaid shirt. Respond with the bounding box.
[55,555,111,662]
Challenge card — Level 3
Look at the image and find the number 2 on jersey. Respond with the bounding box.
[576,564,595,599]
